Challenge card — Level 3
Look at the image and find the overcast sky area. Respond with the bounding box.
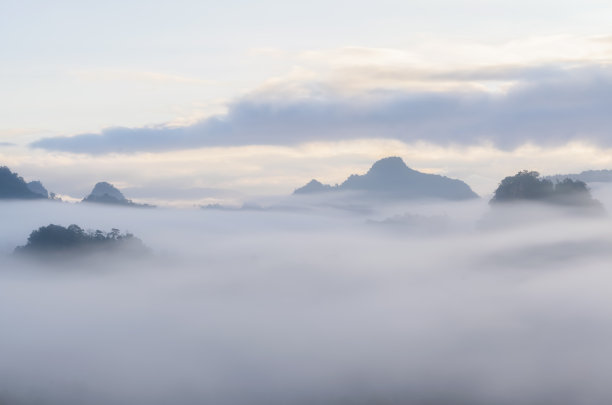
[2,0,612,202]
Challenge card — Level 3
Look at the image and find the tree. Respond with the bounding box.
[14,224,148,258]
[491,170,602,209]
[491,171,553,203]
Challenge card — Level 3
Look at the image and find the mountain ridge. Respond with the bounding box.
[0,166,48,200]
[294,157,478,200]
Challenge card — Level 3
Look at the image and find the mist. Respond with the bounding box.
[3,190,612,405]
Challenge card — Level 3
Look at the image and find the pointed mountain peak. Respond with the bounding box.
[88,182,127,202]
[365,157,418,179]
[293,179,333,194]
[83,181,155,207]
[368,156,408,172]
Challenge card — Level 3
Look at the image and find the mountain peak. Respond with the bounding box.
[27,181,49,198]
[82,182,154,207]
[293,179,333,194]
[88,182,127,202]
[367,157,410,175]
[293,156,478,200]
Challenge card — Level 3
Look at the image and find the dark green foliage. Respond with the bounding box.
[554,177,589,195]
[491,171,553,202]
[0,166,46,199]
[491,170,601,208]
[14,224,148,258]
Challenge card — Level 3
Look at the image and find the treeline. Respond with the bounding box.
[14,224,148,257]
[491,170,601,207]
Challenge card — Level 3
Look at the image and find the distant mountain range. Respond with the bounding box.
[7,160,612,207]
[546,170,612,183]
[294,157,478,200]
[0,165,154,207]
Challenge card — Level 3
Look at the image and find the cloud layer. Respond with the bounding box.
[30,64,612,154]
[4,194,612,404]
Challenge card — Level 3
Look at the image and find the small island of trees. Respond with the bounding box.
[14,224,148,259]
[490,170,603,210]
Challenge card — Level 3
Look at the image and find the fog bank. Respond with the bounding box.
[2,193,612,404]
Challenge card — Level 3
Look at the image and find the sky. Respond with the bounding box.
[6,4,612,403]
[2,0,612,205]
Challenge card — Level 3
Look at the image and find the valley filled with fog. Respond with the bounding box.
[5,1,612,403]
[3,185,612,405]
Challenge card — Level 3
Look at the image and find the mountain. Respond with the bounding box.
[83,182,154,207]
[27,181,49,198]
[546,169,612,183]
[0,166,47,199]
[294,179,333,194]
[293,157,478,200]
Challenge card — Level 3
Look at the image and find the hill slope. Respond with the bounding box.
[0,166,47,199]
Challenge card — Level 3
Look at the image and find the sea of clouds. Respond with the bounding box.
[3,187,612,404]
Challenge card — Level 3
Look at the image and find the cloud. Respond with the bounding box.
[4,196,612,404]
[30,64,612,154]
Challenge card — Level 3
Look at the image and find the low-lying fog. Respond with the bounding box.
[3,185,612,405]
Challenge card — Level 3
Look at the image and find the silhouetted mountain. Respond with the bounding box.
[86,181,127,201]
[491,170,603,212]
[83,182,154,207]
[546,169,612,183]
[0,166,47,199]
[14,224,148,259]
[294,179,333,194]
[293,157,478,200]
[27,181,49,198]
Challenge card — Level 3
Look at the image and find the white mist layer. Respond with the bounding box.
[2,190,612,405]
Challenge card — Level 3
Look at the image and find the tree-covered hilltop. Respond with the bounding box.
[490,170,603,208]
[14,224,148,258]
[0,166,47,199]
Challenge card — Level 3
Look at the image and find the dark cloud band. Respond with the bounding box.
[30,65,612,154]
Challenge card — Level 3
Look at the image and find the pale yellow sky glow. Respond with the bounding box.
[3,139,612,206]
[3,0,612,204]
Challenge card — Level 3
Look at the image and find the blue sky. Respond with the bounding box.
[2,0,612,204]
